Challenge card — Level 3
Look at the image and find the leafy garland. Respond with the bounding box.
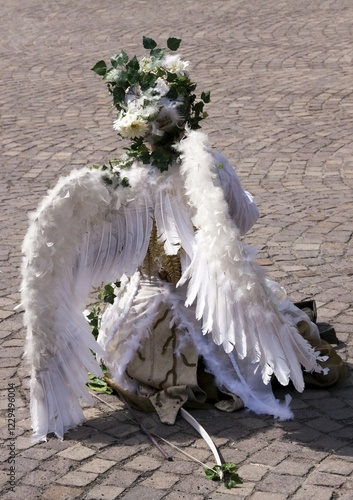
[92,36,211,172]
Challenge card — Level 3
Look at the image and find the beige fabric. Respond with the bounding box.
[107,301,244,423]
[125,304,208,423]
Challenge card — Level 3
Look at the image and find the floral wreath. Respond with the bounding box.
[92,36,211,172]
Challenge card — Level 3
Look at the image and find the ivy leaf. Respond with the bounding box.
[116,71,128,84]
[113,86,126,107]
[87,378,113,394]
[193,101,205,116]
[103,68,121,81]
[150,48,165,59]
[103,284,116,304]
[151,148,176,172]
[143,36,157,50]
[201,91,211,103]
[91,60,107,76]
[126,66,140,85]
[225,479,240,489]
[111,50,129,68]
[222,463,237,473]
[204,463,242,489]
[127,138,151,164]
[167,37,181,51]
[140,72,158,91]
[166,86,179,100]
[127,55,139,70]
[103,294,115,304]
[166,71,178,83]
[204,468,218,480]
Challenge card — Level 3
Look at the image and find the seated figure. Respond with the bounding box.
[20,37,347,441]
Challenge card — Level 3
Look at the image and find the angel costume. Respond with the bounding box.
[21,37,346,441]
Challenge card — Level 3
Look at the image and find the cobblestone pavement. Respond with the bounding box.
[1,0,353,498]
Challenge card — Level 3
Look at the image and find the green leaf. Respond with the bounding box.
[150,147,177,172]
[126,55,140,71]
[140,72,158,91]
[204,463,242,489]
[88,378,106,386]
[91,60,107,76]
[103,68,121,82]
[166,71,178,83]
[225,479,237,489]
[113,86,126,107]
[193,101,204,115]
[111,50,129,68]
[103,294,115,304]
[104,68,127,86]
[222,463,237,472]
[166,86,179,100]
[167,37,181,51]
[125,56,140,85]
[201,91,211,103]
[143,36,157,50]
[87,381,113,394]
[204,468,220,481]
[126,66,140,85]
[104,284,115,295]
[150,48,165,59]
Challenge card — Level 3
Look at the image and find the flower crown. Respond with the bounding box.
[92,36,210,172]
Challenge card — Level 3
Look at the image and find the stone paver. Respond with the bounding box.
[1,0,353,498]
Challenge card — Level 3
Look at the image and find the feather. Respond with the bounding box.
[22,165,154,440]
[177,131,323,390]
[215,152,259,235]
[180,408,223,477]
[155,191,181,255]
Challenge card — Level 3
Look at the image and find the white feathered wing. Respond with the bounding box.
[176,131,323,392]
[21,166,154,440]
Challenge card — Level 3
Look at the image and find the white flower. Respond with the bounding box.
[161,54,189,77]
[113,112,149,139]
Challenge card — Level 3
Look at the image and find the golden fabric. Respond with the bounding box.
[142,218,182,285]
